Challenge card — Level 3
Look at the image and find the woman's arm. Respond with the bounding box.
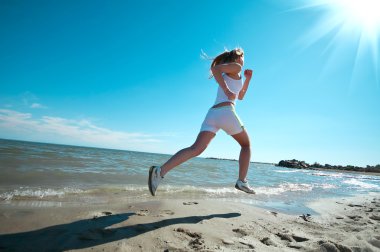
[211,63,242,100]
[238,69,253,100]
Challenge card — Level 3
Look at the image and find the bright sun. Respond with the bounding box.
[291,0,380,86]
[298,0,380,52]
[331,0,380,35]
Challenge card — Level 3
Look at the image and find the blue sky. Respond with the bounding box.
[1,0,379,166]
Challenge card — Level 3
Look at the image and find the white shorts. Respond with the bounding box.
[200,106,244,135]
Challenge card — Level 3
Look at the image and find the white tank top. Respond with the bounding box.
[214,73,243,105]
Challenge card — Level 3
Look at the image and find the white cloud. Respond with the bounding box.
[30,103,47,109]
[18,92,47,109]
[0,109,163,152]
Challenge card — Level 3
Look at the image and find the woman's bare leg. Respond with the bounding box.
[231,129,251,181]
[160,131,216,177]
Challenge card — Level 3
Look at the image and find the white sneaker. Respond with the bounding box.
[235,180,255,194]
[148,166,163,196]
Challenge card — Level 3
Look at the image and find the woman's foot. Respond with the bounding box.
[148,166,163,196]
[235,180,255,194]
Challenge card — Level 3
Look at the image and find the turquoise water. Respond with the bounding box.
[1,139,379,214]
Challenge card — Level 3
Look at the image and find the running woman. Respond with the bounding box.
[148,48,254,196]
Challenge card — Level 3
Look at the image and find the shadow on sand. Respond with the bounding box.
[0,212,240,251]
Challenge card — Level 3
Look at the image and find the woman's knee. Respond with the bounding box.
[239,137,250,149]
[232,129,251,149]
[243,140,251,148]
[241,144,250,152]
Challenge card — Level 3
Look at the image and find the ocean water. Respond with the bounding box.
[1,139,379,214]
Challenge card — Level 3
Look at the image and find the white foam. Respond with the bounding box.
[121,182,339,197]
[343,179,379,189]
[203,187,238,194]
[255,183,314,195]
[319,183,338,189]
[274,170,300,173]
[312,171,345,178]
[124,185,147,192]
[160,185,238,195]
[0,187,83,201]
[122,184,239,196]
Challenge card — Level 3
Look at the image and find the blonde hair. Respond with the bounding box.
[202,48,244,78]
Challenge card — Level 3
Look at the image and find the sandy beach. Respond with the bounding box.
[0,193,379,252]
[1,140,379,251]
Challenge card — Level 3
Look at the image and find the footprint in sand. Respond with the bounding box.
[368,236,380,248]
[222,238,234,245]
[276,233,309,243]
[276,233,293,242]
[175,227,204,250]
[292,235,309,242]
[183,201,199,205]
[369,215,380,221]
[175,227,202,239]
[238,239,255,249]
[136,209,149,216]
[260,237,277,247]
[232,228,248,236]
[348,203,364,207]
[92,211,113,219]
[347,215,363,221]
[157,210,175,217]
[318,240,351,251]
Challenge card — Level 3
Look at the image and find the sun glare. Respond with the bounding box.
[331,0,380,33]
[297,0,380,53]
[291,0,380,87]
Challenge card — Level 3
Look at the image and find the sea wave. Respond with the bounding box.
[126,183,334,196]
[343,179,379,189]
[255,183,314,195]
[312,171,345,178]
[0,181,353,201]
[0,187,84,201]
[153,185,239,195]
[320,183,338,189]
[274,170,300,173]
[311,171,380,181]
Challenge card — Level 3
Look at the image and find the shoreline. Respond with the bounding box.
[1,193,379,251]
[312,167,380,176]
[275,166,380,177]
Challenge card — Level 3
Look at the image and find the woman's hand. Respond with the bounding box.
[239,69,253,100]
[244,69,253,80]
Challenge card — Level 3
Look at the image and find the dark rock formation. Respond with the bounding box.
[277,160,380,173]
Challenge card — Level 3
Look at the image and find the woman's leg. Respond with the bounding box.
[160,131,216,177]
[231,129,251,181]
